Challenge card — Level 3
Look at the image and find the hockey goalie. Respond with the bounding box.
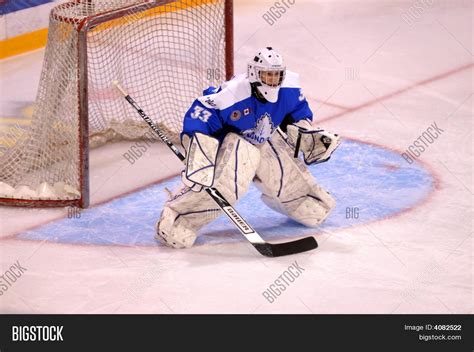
[156,47,340,248]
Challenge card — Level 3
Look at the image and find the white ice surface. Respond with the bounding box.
[0,0,472,313]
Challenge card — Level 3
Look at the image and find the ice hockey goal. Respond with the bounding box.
[0,0,233,208]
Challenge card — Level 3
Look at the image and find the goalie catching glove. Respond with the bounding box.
[181,132,220,192]
[286,119,341,165]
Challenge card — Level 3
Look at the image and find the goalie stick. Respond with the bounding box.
[112,81,317,257]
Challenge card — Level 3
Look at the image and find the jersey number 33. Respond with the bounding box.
[191,106,212,123]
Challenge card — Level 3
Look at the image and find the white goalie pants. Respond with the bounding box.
[156,131,336,248]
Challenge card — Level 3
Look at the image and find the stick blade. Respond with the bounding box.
[254,236,318,257]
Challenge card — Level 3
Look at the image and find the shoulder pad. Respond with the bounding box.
[281,70,301,89]
[198,74,251,110]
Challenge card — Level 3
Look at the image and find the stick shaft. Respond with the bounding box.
[113,81,185,162]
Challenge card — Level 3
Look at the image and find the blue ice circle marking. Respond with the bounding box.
[18,140,434,246]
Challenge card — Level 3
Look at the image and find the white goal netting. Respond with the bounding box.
[0,0,230,207]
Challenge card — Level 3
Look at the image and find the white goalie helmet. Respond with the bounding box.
[248,47,286,103]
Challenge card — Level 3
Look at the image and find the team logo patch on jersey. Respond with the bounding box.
[242,112,275,145]
[230,110,241,121]
[243,108,251,116]
[204,96,217,107]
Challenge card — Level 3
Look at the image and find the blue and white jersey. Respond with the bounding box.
[181,70,313,145]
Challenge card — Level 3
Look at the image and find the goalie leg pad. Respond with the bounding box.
[184,132,220,188]
[213,133,261,203]
[155,207,198,248]
[261,193,334,227]
[155,134,260,247]
[255,131,336,227]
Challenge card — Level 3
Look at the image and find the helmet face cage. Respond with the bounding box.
[257,67,286,88]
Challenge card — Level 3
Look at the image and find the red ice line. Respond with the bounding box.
[317,62,474,122]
